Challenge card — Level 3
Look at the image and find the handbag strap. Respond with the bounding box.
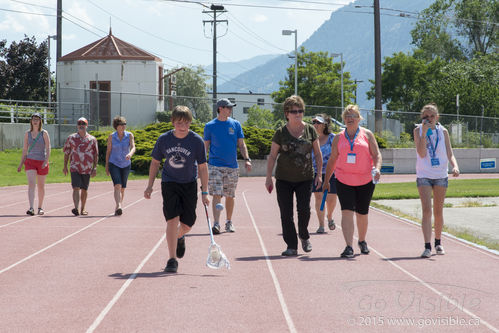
[27,131,43,154]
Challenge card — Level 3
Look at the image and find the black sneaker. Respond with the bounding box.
[164,258,178,273]
[358,240,370,254]
[340,246,354,258]
[281,248,298,256]
[176,236,186,258]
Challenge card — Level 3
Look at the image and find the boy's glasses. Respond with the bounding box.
[288,109,304,114]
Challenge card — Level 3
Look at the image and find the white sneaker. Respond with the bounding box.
[225,221,235,232]
[435,245,445,255]
[421,248,432,258]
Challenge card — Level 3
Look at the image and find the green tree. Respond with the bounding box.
[271,47,354,120]
[412,0,498,61]
[244,105,274,129]
[170,65,211,122]
[429,53,499,120]
[0,35,48,101]
[367,52,445,112]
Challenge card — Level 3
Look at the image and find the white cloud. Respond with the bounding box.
[0,14,24,32]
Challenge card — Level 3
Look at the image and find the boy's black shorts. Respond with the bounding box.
[161,181,198,227]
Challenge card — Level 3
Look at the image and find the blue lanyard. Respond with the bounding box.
[426,126,439,158]
[344,128,359,152]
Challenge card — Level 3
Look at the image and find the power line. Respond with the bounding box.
[8,0,55,10]
[87,0,212,53]
[0,7,55,16]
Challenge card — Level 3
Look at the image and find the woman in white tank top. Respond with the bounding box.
[413,104,459,258]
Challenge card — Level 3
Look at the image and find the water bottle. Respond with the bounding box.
[371,167,379,185]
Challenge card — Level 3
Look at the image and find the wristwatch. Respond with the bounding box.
[244,158,251,162]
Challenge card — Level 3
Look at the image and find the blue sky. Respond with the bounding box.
[0,0,353,71]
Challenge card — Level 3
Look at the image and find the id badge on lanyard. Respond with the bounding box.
[427,128,440,168]
[345,129,359,164]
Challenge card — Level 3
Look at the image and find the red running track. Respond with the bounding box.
[0,178,498,332]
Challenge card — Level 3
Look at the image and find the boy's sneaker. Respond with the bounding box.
[328,219,336,230]
[281,248,298,256]
[435,245,445,255]
[176,236,186,258]
[421,248,432,258]
[300,238,312,252]
[340,246,354,258]
[164,258,178,273]
[225,221,235,232]
[358,240,370,254]
[212,222,221,235]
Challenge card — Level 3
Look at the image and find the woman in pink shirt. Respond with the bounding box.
[324,105,382,258]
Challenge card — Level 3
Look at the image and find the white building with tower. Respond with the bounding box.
[56,29,164,126]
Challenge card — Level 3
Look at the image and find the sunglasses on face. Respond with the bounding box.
[77,122,87,126]
[288,109,304,114]
[117,123,126,126]
[312,120,323,125]
[344,114,359,119]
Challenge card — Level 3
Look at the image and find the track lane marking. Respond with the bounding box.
[0,190,113,229]
[242,191,297,333]
[0,193,153,275]
[86,234,165,333]
[0,190,72,210]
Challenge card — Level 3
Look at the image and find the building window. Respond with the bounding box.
[243,107,250,114]
[257,98,264,106]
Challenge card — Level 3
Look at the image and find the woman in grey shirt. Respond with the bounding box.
[17,113,51,215]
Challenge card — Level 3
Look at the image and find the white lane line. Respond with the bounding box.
[0,190,72,209]
[0,194,150,275]
[370,206,499,258]
[312,207,498,332]
[0,190,113,229]
[369,244,499,333]
[86,234,165,333]
[242,191,297,333]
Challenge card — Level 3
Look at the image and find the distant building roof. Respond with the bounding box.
[59,28,162,62]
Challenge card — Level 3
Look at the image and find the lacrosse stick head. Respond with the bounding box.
[206,243,231,269]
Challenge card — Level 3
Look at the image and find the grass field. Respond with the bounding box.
[0,148,148,186]
[2,148,499,198]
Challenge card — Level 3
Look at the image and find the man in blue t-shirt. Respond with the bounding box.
[144,106,209,273]
[204,98,252,234]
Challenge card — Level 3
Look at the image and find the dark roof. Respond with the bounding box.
[59,29,162,62]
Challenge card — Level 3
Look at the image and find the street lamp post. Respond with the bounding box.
[282,29,298,96]
[331,53,344,111]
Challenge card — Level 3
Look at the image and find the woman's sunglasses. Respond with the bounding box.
[287,109,304,114]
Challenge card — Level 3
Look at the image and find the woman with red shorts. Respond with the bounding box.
[17,113,51,215]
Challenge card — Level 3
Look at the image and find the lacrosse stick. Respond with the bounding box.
[203,204,230,269]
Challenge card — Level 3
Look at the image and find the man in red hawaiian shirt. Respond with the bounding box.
[63,117,98,216]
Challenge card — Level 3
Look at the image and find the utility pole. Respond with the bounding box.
[374,0,383,134]
[203,4,227,117]
[56,0,62,61]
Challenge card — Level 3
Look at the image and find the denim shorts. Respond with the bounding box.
[416,177,448,188]
[109,162,131,188]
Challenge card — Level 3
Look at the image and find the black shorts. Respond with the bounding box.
[336,179,375,215]
[71,172,91,190]
[161,181,198,227]
[312,173,337,194]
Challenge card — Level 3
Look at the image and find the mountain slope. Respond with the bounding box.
[218,0,434,108]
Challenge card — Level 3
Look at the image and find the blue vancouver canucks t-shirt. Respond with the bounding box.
[151,130,206,183]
